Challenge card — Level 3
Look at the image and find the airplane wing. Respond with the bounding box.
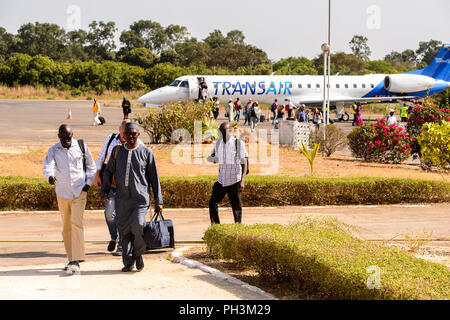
[292,95,420,105]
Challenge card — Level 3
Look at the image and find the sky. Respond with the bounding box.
[0,0,448,62]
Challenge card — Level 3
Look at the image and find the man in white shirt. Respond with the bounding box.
[207,122,248,224]
[93,120,144,256]
[387,109,398,126]
[43,124,96,273]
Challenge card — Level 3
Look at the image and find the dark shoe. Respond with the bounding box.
[113,249,123,256]
[136,256,144,271]
[121,265,134,272]
[107,240,117,252]
[66,261,80,274]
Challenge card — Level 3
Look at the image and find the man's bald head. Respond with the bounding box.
[58,124,73,148]
[58,124,72,135]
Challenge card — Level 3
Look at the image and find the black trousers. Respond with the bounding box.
[209,181,242,224]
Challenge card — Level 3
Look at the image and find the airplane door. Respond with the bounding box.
[188,77,200,100]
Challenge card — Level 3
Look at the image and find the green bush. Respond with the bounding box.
[348,118,411,163]
[135,102,211,143]
[204,217,450,299]
[0,175,448,210]
[418,120,450,169]
[406,97,450,158]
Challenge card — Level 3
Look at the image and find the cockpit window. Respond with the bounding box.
[179,80,189,88]
[169,80,181,87]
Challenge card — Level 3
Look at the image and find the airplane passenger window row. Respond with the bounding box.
[212,82,375,90]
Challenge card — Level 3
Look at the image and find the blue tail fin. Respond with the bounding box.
[418,44,450,81]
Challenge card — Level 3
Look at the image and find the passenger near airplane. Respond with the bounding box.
[138,44,450,114]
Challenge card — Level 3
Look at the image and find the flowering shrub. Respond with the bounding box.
[406,98,450,156]
[417,120,450,170]
[348,118,411,163]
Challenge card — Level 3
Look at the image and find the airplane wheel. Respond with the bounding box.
[343,112,350,121]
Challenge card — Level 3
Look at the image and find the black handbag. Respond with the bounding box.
[143,210,175,250]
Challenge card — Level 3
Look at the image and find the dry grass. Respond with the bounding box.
[0,142,448,182]
[0,85,146,101]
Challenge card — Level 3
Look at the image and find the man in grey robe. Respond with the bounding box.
[101,122,163,272]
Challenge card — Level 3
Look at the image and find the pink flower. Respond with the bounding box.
[370,144,375,148]
[375,140,381,145]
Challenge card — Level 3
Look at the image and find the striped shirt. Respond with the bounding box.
[215,138,248,187]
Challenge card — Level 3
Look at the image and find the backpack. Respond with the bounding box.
[77,139,86,173]
[271,103,277,112]
[99,133,118,181]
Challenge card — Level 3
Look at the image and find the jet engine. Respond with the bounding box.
[383,74,435,93]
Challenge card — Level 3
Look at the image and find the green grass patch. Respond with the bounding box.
[0,175,448,210]
[204,217,450,299]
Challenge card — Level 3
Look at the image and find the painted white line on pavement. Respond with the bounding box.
[169,247,277,300]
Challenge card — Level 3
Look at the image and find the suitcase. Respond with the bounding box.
[260,114,266,122]
[98,116,106,125]
[143,211,175,250]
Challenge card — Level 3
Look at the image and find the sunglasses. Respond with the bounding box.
[125,132,138,137]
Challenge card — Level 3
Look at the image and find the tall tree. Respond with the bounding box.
[349,35,371,61]
[64,29,88,62]
[204,30,230,48]
[86,21,117,61]
[226,30,245,45]
[16,22,67,60]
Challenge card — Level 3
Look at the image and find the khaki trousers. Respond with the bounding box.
[57,191,87,262]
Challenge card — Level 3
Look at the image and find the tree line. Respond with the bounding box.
[0,20,445,93]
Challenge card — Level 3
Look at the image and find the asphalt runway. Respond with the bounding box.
[0,99,363,146]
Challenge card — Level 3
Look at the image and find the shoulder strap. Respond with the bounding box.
[77,139,86,173]
[103,133,118,164]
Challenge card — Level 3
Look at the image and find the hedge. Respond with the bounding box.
[0,175,449,210]
[204,217,450,299]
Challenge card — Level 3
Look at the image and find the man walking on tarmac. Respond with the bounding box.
[94,120,144,256]
[101,122,163,272]
[43,124,96,274]
[207,122,248,225]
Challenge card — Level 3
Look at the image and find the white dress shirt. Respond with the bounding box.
[43,139,96,199]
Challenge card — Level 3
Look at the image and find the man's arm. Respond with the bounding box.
[43,146,56,184]
[146,150,163,211]
[94,134,113,186]
[238,139,248,192]
[83,143,97,191]
[100,146,117,200]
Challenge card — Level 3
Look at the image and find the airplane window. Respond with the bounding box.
[345,84,348,88]
[232,84,236,88]
[298,84,302,88]
[336,84,340,88]
[179,81,189,88]
[242,85,246,89]
[222,84,227,88]
[307,84,311,88]
[280,84,283,88]
[288,83,292,88]
[270,84,274,88]
[371,84,374,88]
[353,84,357,88]
[362,84,366,88]
[214,84,218,89]
[169,80,181,87]
[316,84,320,88]
[252,84,256,89]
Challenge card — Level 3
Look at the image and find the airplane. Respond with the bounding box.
[137,44,449,114]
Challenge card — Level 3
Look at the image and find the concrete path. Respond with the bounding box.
[0,204,448,299]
